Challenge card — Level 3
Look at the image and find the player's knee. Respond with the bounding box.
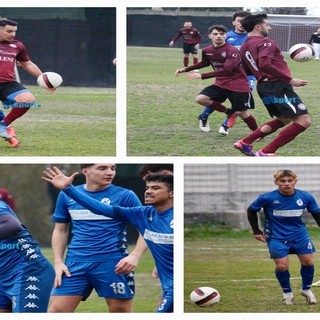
[195,95,208,106]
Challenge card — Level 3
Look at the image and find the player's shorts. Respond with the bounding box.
[267,234,316,259]
[51,260,135,300]
[199,85,254,111]
[0,81,30,105]
[183,43,198,54]
[0,258,54,312]
[257,81,308,118]
[156,289,173,313]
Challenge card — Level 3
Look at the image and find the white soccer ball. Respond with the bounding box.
[37,72,63,89]
[289,43,315,62]
[190,286,220,308]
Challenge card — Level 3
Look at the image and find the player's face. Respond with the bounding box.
[0,25,17,42]
[257,19,271,37]
[274,176,297,196]
[184,22,192,29]
[209,29,227,47]
[82,164,116,188]
[144,181,173,205]
[233,17,246,33]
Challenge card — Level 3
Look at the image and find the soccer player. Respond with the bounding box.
[169,21,201,67]
[0,197,55,312]
[0,18,49,147]
[175,25,258,137]
[42,166,174,313]
[247,169,320,305]
[309,27,320,61]
[234,13,311,156]
[198,11,256,135]
[47,164,147,313]
[0,187,16,211]
[138,163,173,180]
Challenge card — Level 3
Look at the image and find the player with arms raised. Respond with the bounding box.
[234,13,311,156]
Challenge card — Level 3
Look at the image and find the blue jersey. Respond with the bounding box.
[63,185,174,294]
[248,189,320,240]
[0,201,46,275]
[52,184,142,263]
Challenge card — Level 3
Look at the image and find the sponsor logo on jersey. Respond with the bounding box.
[273,209,303,217]
[69,209,112,220]
[143,229,173,244]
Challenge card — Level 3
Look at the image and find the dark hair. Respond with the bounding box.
[138,164,173,178]
[241,13,268,33]
[80,164,94,169]
[144,173,173,192]
[208,24,227,34]
[0,18,18,27]
[232,10,251,21]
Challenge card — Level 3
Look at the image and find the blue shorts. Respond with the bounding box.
[267,235,316,259]
[0,259,55,312]
[51,260,135,300]
[156,289,173,313]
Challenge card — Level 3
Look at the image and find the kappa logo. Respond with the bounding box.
[273,200,281,205]
[25,285,40,291]
[26,276,40,282]
[24,302,39,308]
[25,293,40,299]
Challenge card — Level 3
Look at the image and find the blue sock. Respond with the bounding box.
[0,110,4,122]
[275,269,291,293]
[200,107,214,120]
[300,265,314,290]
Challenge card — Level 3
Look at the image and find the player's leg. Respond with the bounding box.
[182,43,191,67]
[312,43,319,60]
[105,298,133,312]
[191,45,198,65]
[198,107,213,132]
[156,290,173,313]
[49,296,84,312]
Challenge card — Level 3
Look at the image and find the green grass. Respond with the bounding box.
[127,46,320,156]
[41,246,160,313]
[1,86,115,156]
[184,223,320,312]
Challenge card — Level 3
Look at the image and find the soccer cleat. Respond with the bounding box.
[282,292,294,305]
[4,126,20,148]
[0,123,12,140]
[198,115,210,132]
[301,290,317,304]
[255,150,276,157]
[312,280,320,287]
[234,140,255,156]
[225,113,237,128]
[218,125,228,135]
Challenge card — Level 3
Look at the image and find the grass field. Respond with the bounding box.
[0,86,115,156]
[184,224,320,313]
[41,246,161,313]
[127,46,320,156]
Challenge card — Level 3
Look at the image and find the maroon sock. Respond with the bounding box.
[207,101,227,113]
[243,119,285,144]
[193,57,198,64]
[243,115,258,131]
[183,57,189,67]
[262,123,307,153]
[4,107,30,125]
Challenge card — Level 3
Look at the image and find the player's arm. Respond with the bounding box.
[247,208,265,242]
[311,212,320,226]
[175,50,210,75]
[18,60,43,78]
[0,214,22,240]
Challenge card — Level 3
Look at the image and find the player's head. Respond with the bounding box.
[273,169,297,196]
[208,25,227,46]
[144,173,173,206]
[0,17,18,42]
[80,164,116,188]
[139,164,174,180]
[241,13,270,36]
[232,11,252,33]
[184,21,192,29]
[317,27,320,33]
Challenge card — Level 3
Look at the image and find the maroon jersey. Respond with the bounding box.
[0,39,30,82]
[171,27,201,45]
[0,188,16,211]
[185,43,250,92]
[240,36,292,83]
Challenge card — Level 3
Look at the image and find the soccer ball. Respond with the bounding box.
[289,43,315,62]
[37,72,63,89]
[190,286,220,308]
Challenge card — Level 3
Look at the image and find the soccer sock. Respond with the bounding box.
[0,110,4,122]
[193,57,198,64]
[242,115,258,131]
[207,101,228,113]
[300,265,314,291]
[275,269,292,293]
[243,119,285,144]
[262,123,307,154]
[200,107,214,120]
[183,57,189,67]
[3,107,30,125]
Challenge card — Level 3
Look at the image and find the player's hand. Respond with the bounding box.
[169,41,174,47]
[175,68,185,76]
[115,254,139,274]
[290,78,308,87]
[152,266,159,279]
[187,72,201,80]
[254,234,266,243]
[54,262,71,287]
[42,166,79,190]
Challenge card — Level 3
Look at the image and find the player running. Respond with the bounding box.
[169,21,201,67]
[42,166,174,313]
[198,10,256,135]
[175,24,258,138]
[234,13,311,156]
[247,169,320,305]
[0,18,49,147]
